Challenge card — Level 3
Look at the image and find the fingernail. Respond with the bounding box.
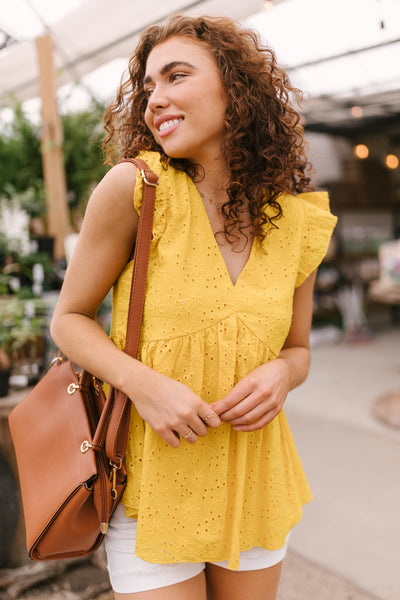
[233,427,242,431]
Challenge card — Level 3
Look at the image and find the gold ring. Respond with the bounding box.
[181,430,194,440]
[202,410,215,423]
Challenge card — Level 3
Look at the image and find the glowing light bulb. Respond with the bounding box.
[351,106,363,118]
[385,154,399,169]
[354,144,369,159]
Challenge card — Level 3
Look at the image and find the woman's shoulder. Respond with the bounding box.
[277,190,336,229]
[133,152,192,213]
[95,160,138,199]
[104,152,165,184]
[85,161,138,217]
[279,190,331,212]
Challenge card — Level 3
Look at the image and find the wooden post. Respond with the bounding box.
[36,35,69,260]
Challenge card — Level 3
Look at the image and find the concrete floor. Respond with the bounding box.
[279,326,400,600]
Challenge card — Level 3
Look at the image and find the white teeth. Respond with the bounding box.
[159,118,183,132]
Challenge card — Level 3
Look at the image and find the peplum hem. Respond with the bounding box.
[119,316,312,570]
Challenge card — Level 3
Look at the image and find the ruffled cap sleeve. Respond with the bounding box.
[295,191,337,287]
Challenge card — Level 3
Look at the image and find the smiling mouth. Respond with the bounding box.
[158,118,183,132]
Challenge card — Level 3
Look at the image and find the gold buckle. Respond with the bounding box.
[109,458,123,500]
[110,457,122,470]
[140,169,158,186]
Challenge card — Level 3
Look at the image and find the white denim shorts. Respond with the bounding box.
[105,504,289,594]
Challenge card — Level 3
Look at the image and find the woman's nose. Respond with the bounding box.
[147,86,170,111]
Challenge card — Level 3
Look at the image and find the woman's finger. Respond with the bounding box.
[200,408,220,428]
[233,408,280,432]
[225,403,268,426]
[218,389,274,422]
[211,379,254,415]
[163,430,182,448]
[179,428,198,444]
[189,417,209,438]
[224,393,284,425]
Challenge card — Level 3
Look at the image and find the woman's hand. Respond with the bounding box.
[210,359,292,432]
[127,363,221,447]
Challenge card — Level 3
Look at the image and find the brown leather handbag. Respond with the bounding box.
[8,158,158,560]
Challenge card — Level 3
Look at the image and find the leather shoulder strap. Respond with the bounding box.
[118,157,158,358]
[103,158,158,464]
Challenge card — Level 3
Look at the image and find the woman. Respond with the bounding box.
[51,14,336,600]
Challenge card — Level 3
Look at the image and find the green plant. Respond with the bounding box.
[61,101,108,214]
[1,254,54,297]
[0,104,42,196]
[0,298,46,371]
[3,183,46,218]
[0,232,8,265]
[0,101,109,223]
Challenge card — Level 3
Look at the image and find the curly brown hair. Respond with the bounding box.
[103,14,314,242]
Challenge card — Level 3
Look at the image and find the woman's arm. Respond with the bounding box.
[51,162,220,447]
[211,271,317,431]
[51,162,140,387]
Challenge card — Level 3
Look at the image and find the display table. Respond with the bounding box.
[369,279,400,305]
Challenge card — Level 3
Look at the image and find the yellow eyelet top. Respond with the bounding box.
[109,151,337,569]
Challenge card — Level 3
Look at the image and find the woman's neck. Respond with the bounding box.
[194,157,230,205]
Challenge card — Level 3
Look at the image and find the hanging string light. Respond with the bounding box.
[385,154,399,169]
[351,106,363,118]
[354,144,369,159]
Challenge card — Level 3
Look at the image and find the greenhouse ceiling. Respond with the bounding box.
[1,0,400,134]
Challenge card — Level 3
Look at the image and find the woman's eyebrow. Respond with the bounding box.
[143,61,197,85]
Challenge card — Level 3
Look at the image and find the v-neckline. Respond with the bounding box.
[190,179,256,287]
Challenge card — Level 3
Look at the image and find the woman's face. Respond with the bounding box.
[144,36,227,164]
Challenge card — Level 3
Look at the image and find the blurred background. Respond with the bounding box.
[0,1,399,599]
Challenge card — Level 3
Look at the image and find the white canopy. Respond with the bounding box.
[1,0,400,130]
[0,0,263,102]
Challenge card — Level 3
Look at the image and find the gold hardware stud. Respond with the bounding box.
[100,523,108,534]
[67,383,80,395]
[80,440,93,454]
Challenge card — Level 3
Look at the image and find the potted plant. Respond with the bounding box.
[2,184,54,259]
[0,298,47,395]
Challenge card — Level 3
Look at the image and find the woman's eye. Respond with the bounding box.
[170,72,186,82]
[144,72,186,98]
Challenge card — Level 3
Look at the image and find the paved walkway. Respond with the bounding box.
[280,327,400,600]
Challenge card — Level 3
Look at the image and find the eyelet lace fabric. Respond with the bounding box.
[109,152,337,569]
